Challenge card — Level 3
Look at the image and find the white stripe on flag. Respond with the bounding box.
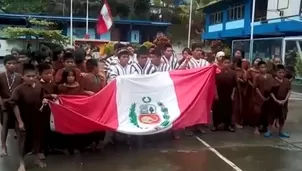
[101,3,112,30]
[115,72,180,135]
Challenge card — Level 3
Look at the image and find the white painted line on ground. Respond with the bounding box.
[195,136,243,171]
[289,98,302,101]
[292,92,302,95]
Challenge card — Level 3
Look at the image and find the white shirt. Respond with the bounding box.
[108,63,131,82]
[129,62,157,75]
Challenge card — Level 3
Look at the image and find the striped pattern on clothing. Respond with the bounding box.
[108,64,131,82]
[105,55,119,71]
[128,54,138,65]
[154,63,171,72]
[182,58,210,69]
[161,55,179,70]
[129,62,157,75]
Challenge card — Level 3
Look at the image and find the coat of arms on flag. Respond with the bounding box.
[129,96,171,130]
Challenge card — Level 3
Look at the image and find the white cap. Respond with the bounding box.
[215,51,225,58]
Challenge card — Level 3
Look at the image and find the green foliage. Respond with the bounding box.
[129,103,140,128]
[3,19,69,45]
[1,0,48,13]
[142,41,154,49]
[295,52,302,77]
[104,42,115,56]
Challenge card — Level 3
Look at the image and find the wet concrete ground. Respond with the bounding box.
[2,98,302,171]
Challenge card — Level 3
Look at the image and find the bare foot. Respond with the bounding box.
[235,124,243,129]
[0,147,7,157]
[17,164,26,171]
[34,159,47,168]
[38,153,46,160]
[254,128,260,135]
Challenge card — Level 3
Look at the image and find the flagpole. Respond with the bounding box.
[70,0,73,46]
[187,0,193,48]
[86,0,89,34]
[249,0,256,61]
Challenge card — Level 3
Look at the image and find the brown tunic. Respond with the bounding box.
[40,80,57,99]
[269,78,291,124]
[57,83,84,95]
[241,59,250,70]
[83,73,105,93]
[40,80,58,151]
[243,68,260,125]
[253,73,273,125]
[212,68,237,127]
[232,68,246,124]
[0,72,23,106]
[0,72,23,127]
[9,82,44,153]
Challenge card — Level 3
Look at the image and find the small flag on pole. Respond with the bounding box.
[96,0,113,35]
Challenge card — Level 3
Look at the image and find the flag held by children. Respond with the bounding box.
[49,66,216,135]
[96,0,113,35]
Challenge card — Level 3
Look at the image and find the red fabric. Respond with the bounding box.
[96,0,112,35]
[171,66,216,129]
[49,80,118,134]
[49,66,216,134]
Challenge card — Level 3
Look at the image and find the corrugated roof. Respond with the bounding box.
[197,0,224,10]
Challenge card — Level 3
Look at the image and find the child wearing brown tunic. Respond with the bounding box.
[253,61,273,134]
[232,58,246,129]
[54,52,82,85]
[37,63,58,158]
[211,56,237,132]
[57,68,84,95]
[0,55,23,157]
[265,64,291,138]
[244,58,261,126]
[9,64,46,171]
[83,59,106,95]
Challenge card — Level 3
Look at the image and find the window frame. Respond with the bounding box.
[228,4,244,21]
[210,11,223,24]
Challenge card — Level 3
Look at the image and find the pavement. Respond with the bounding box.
[1,99,302,171]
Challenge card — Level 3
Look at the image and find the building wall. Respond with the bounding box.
[267,0,301,20]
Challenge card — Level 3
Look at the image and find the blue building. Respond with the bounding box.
[0,12,171,44]
[201,0,302,60]
[202,0,302,40]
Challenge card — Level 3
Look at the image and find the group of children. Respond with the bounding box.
[212,50,292,138]
[0,43,293,171]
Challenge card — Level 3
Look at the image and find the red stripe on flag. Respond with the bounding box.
[170,65,216,129]
[50,80,119,134]
[97,0,112,35]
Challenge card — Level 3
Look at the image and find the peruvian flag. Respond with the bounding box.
[96,0,113,35]
[49,66,216,135]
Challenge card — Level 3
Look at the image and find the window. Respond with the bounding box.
[210,11,223,24]
[228,4,244,21]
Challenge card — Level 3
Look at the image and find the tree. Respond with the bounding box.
[178,0,214,34]
[3,19,69,45]
[0,0,48,13]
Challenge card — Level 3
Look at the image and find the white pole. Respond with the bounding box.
[281,38,286,64]
[187,0,193,48]
[70,0,73,46]
[249,0,256,61]
[86,0,89,34]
